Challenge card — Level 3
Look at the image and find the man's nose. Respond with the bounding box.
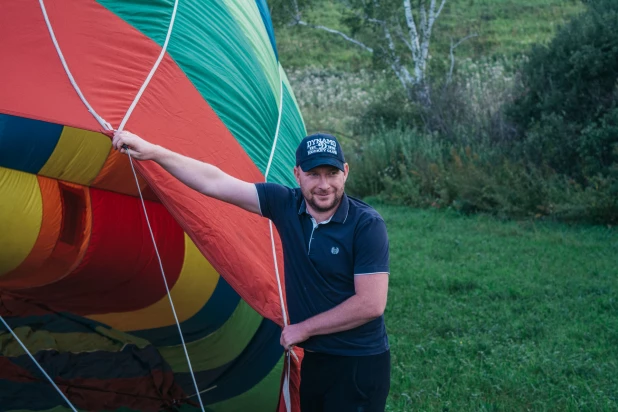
[317,175,330,189]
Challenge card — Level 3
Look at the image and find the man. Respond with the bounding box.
[112,130,391,411]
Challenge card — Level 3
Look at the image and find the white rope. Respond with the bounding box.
[265,66,288,325]
[264,67,285,180]
[117,0,204,407]
[38,0,112,132]
[117,0,179,132]
[265,65,294,412]
[38,1,204,410]
[125,150,205,412]
[40,0,292,407]
[0,316,78,412]
[10,1,110,408]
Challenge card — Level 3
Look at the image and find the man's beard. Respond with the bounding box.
[306,190,343,214]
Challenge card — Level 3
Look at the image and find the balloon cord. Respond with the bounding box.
[38,0,199,408]
[125,150,205,412]
[117,0,179,132]
[264,65,295,412]
[39,0,279,408]
[38,0,111,131]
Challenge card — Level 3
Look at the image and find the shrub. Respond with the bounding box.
[345,127,618,224]
[345,127,446,206]
[508,0,618,179]
[426,58,520,148]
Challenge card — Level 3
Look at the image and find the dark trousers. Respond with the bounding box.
[300,350,390,412]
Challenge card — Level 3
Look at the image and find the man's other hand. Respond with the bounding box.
[280,323,310,350]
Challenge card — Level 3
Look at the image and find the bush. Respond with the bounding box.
[508,0,618,179]
[426,58,520,148]
[579,107,618,178]
[345,127,618,224]
[345,127,446,206]
[350,79,421,136]
[339,32,618,223]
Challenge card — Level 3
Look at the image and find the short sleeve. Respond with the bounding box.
[353,216,390,275]
[254,182,296,221]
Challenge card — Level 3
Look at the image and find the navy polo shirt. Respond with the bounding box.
[255,183,390,356]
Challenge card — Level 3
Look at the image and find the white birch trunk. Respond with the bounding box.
[290,0,450,107]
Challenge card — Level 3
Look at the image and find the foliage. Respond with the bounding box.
[274,0,583,70]
[276,0,617,223]
[269,0,315,28]
[347,57,521,138]
[423,58,520,144]
[507,0,618,179]
[351,83,420,134]
[284,0,452,106]
[285,68,382,138]
[345,125,618,224]
[287,56,618,224]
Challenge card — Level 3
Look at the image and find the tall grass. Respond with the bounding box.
[344,126,617,224]
[286,68,380,137]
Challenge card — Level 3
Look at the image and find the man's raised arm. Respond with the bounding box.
[112,130,260,215]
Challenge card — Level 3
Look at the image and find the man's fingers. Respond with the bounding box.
[280,331,291,350]
[112,134,124,150]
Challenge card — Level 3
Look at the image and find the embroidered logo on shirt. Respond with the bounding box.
[331,247,339,255]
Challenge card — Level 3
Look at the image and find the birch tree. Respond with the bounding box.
[286,0,467,107]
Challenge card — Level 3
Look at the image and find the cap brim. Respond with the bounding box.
[299,156,345,172]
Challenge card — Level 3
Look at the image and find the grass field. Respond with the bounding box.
[378,204,617,411]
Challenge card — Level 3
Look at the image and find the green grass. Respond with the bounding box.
[276,2,369,70]
[432,0,584,60]
[378,204,618,411]
[275,0,584,70]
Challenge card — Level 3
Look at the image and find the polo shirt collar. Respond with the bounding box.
[298,193,350,224]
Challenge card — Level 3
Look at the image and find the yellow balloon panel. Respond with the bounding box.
[38,126,111,185]
[87,234,220,330]
[0,167,42,276]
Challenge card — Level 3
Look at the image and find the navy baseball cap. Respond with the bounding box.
[295,133,346,172]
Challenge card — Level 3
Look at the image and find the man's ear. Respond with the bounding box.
[293,166,302,185]
[343,163,349,183]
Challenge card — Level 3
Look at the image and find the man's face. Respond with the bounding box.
[294,164,349,215]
